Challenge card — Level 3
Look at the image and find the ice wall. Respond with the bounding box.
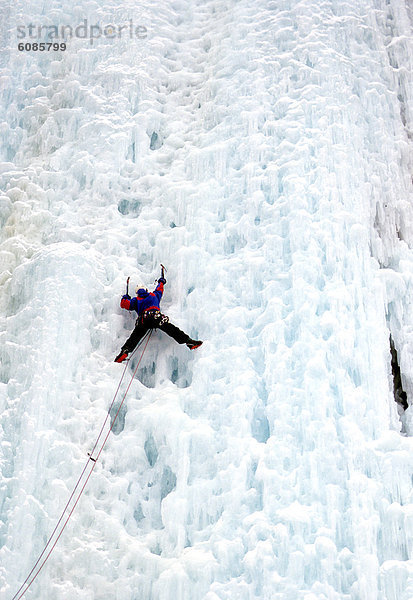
[1,0,413,599]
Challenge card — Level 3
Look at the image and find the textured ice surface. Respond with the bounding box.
[1,0,413,599]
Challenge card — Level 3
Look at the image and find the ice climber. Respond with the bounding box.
[114,275,203,363]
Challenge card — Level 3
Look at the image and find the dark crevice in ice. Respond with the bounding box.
[160,466,176,500]
[149,131,163,150]
[390,334,408,411]
[109,400,127,435]
[144,434,158,467]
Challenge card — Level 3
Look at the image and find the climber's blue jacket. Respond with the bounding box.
[120,280,164,316]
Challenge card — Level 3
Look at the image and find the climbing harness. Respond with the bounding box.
[10,330,153,600]
[139,309,169,327]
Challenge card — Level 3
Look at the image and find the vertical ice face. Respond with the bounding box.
[1,0,413,599]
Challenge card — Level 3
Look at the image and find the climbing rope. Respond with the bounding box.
[10,330,153,600]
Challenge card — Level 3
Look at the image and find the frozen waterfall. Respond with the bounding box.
[1,0,413,599]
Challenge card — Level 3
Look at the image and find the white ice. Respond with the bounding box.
[1,0,413,599]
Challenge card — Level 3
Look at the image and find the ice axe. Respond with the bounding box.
[160,264,167,279]
[126,276,130,296]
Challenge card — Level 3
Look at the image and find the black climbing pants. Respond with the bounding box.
[122,310,191,353]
